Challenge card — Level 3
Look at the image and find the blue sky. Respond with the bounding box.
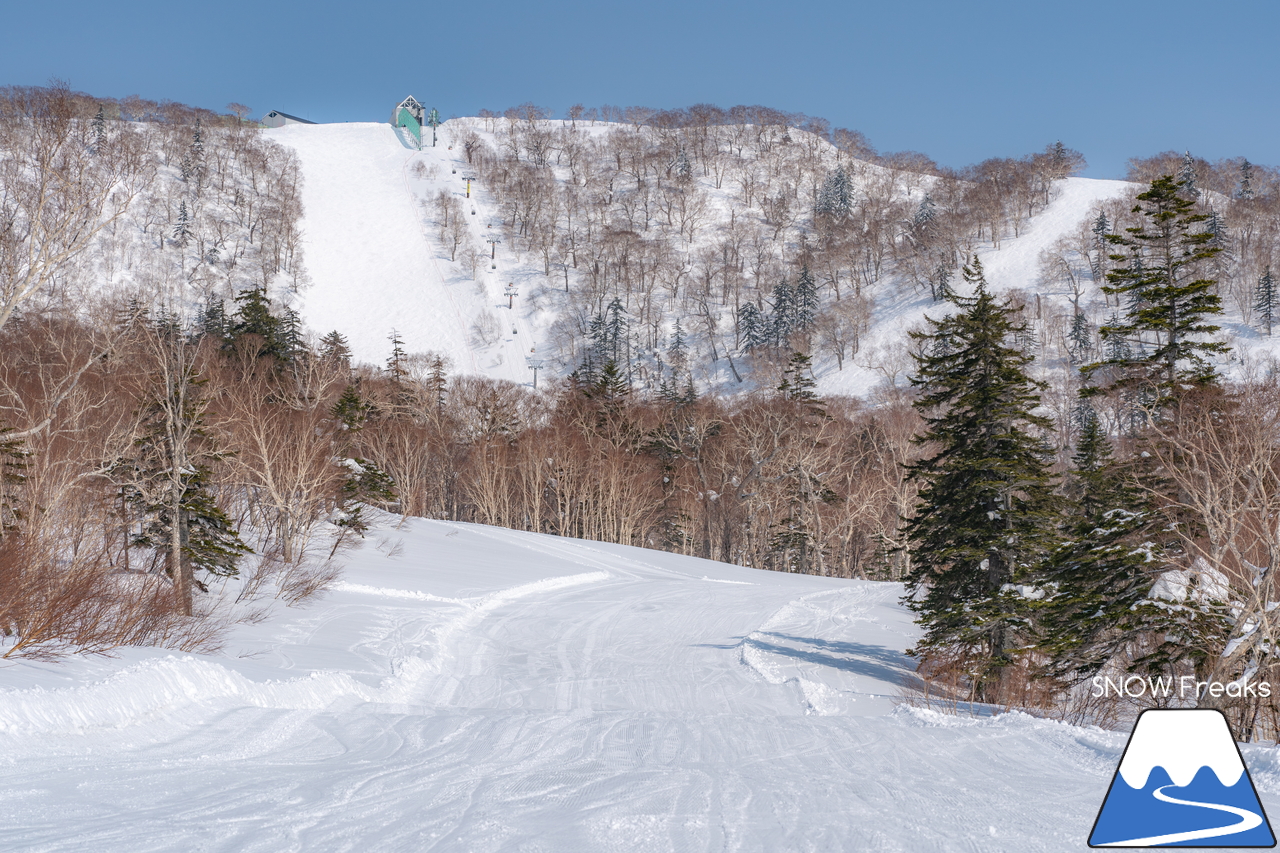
[3,0,1276,178]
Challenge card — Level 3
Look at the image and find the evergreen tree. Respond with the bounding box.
[332,384,372,431]
[385,329,409,385]
[230,286,288,361]
[188,118,206,191]
[673,148,692,184]
[196,299,229,345]
[793,265,819,335]
[1237,159,1255,200]
[738,301,767,353]
[579,299,631,389]
[1048,141,1069,177]
[1178,150,1199,198]
[1036,411,1157,681]
[583,359,630,412]
[1067,311,1093,365]
[191,118,204,161]
[1086,176,1227,402]
[333,458,396,540]
[115,331,250,608]
[1092,212,1110,249]
[667,319,689,375]
[603,297,628,366]
[660,320,692,400]
[1256,267,1276,336]
[777,351,825,416]
[319,330,352,371]
[769,278,796,346]
[1090,212,1111,282]
[424,354,449,412]
[1100,311,1130,362]
[913,194,936,227]
[92,105,106,150]
[931,261,953,303]
[1205,209,1229,252]
[280,308,305,363]
[172,201,192,247]
[902,257,1058,702]
[815,165,853,218]
[329,388,395,540]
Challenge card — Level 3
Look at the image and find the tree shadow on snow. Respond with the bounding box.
[746,632,912,685]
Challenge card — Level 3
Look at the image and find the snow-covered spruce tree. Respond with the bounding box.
[659,320,695,404]
[1086,176,1225,405]
[1238,158,1255,200]
[1067,311,1093,365]
[1256,267,1276,336]
[1090,212,1111,285]
[902,257,1058,703]
[329,387,395,544]
[91,104,106,150]
[1178,150,1199,198]
[913,194,936,227]
[737,301,770,357]
[814,165,853,218]
[172,201,192,247]
[769,278,796,348]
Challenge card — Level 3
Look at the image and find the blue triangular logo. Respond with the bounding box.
[1089,709,1276,847]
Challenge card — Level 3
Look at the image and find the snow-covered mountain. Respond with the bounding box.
[267,121,1131,398]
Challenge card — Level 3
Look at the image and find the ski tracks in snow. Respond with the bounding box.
[0,519,1159,851]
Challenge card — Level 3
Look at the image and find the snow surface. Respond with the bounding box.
[6,515,1276,850]
[268,122,546,384]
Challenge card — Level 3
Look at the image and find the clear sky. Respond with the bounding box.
[2,0,1276,179]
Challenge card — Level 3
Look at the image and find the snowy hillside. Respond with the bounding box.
[267,120,1145,398]
[4,515,1277,851]
[270,122,552,385]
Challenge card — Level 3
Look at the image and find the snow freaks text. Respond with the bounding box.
[1092,676,1272,701]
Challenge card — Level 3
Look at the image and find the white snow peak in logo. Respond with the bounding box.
[1089,709,1276,847]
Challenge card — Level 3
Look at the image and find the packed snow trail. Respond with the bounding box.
[0,517,1269,851]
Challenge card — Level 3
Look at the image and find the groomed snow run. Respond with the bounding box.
[3,516,1278,851]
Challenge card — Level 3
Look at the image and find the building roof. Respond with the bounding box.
[262,110,316,125]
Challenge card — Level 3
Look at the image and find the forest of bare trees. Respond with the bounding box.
[445,105,1085,390]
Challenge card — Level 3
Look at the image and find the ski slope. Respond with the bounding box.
[268,122,544,382]
[5,516,1277,851]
